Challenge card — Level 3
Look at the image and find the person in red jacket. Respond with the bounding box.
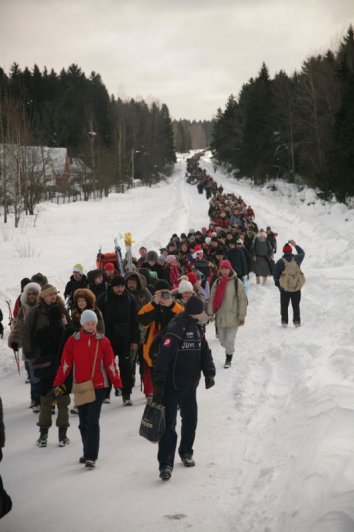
[52,310,122,468]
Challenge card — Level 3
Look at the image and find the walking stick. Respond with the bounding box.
[13,349,21,375]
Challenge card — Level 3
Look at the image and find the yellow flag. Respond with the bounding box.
[124,232,134,246]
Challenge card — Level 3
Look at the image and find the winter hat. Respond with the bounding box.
[104,262,115,271]
[178,280,193,294]
[158,255,167,263]
[93,269,104,279]
[185,295,204,315]
[40,284,59,299]
[220,260,232,270]
[73,263,84,274]
[194,244,202,252]
[48,304,62,322]
[283,243,293,254]
[186,272,198,285]
[21,277,31,290]
[146,250,159,262]
[80,309,98,325]
[205,237,211,245]
[165,255,177,265]
[21,282,41,305]
[155,279,170,291]
[111,276,125,287]
[31,272,48,286]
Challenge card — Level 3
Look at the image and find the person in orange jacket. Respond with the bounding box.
[138,280,183,400]
[52,310,122,468]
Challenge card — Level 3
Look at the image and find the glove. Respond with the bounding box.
[152,383,165,404]
[114,388,122,397]
[47,384,66,398]
[10,342,19,351]
[205,376,215,389]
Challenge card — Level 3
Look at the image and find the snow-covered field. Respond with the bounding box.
[1,153,354,532]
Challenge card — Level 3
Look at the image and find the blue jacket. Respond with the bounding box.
[273,245,305,288]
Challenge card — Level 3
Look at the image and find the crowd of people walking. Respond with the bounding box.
[0,151,305,498]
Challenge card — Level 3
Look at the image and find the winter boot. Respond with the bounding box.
[181,454,195,467]
[36,428,48,447]
[32,399,41,414]
[123,395,133,406]
[224,354,232,369]
[58,428,70,447]
[294,321,301,328]
[85,460,96,469]
[159,465,172,481]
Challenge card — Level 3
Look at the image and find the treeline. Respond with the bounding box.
[211,26,354,202]
[173,119,212,152]
[0,63,176,190]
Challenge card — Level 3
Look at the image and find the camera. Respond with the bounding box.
[160,290,171,299]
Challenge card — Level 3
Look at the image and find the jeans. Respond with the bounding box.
[78,388,107,461]
[27,359,41,401]
[158,386,198,470]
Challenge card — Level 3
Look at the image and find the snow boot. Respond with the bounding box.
[123,395,133,406]
[224,354,232,369]
[37,429,48,447]
[159,466,172,481]
[85,460,96,469]
[58,428,70,447]
[181,454,195,467]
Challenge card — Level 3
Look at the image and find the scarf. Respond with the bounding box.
[213,275,229,312]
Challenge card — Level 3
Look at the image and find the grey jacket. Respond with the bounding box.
[208,272,248,328]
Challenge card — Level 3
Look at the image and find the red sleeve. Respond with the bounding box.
[53,337,74,387]
[102,338,122,389]
[13,296,21,319]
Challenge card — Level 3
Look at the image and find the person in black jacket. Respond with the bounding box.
[226,239,248,279]
[64,264,88,309]
[153,295,216,481]
[97,276,139,405]
[0,397,13,519]
[34,304,73,448]
[273,240,305,327]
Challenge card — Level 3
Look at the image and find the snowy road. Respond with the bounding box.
[1,153,354,532]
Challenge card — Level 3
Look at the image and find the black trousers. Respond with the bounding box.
[158,386,198,470]
[280,290,301,324]
[106,350,133,399]
[78,388,106,461]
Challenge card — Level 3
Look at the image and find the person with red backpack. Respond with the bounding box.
[274,240,305,328]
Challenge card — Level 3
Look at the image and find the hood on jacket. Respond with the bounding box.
[20,282,41,305]
[125,271,147,291]
[72,288,96,308]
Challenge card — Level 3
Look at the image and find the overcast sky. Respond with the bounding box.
[0,0,353,120]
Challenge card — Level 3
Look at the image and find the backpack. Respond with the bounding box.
[279,258,305,292]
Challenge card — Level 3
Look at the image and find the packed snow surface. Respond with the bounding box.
[1,153,354,532]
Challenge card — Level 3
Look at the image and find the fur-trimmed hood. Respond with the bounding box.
[72,288,96,308]
[20,282,41,305]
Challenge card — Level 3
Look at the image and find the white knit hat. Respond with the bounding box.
[80,309,98,325]
[178,280,193,294]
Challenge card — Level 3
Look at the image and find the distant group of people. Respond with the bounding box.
[0,153,305,498]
